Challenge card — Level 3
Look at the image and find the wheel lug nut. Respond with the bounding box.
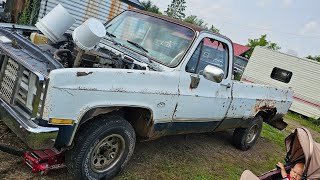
[110,154,114,159]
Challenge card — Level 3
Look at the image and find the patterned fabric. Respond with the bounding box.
[283,175,290,180]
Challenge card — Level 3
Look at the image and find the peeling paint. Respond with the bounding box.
[53,86,74,96]
[76,72,93,77]
[157,102,165,108]
[109,87,128,93]
[172,103,178,118]
[78,86,98,91]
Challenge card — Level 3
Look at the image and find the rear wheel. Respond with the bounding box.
[66,114,136,179]
[233,116,263,151]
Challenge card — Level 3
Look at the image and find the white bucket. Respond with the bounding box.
[35,4,75,43]
[72,18,106,51]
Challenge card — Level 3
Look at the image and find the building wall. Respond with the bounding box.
[38,0,137,31]
[241,46,320,119]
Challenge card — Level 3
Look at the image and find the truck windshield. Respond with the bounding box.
[104,11,195,67]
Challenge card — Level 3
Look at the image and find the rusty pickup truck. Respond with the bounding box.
[0,8,293,179]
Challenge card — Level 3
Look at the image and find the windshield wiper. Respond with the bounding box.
[105,23,112,29]
[106,31,116,38]
[126,40,149,53]
[126,40,153,64]
[105,31,121,46]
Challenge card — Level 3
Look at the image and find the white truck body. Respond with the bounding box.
[0,10,294,149]
[0,9,294,179]
[242,46,320,119]
[42,32,293,143]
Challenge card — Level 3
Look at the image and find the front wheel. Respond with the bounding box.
[66,114,136,179]
[233,116,263,151]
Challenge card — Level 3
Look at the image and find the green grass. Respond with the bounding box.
[119,117,316,180]
[248,150,285,176]
[117,135,285,180]
[285,112,320,132]
[261,123,286,149]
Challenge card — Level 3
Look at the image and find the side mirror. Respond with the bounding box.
[203,65,224,83]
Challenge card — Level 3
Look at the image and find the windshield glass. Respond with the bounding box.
[105,11,195,67]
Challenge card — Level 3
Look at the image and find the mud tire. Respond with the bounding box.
[233,116,263,151]
[65,114,135,180]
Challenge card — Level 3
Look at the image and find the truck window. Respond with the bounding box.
[185,38,229,78]
[270,67,293,83]
[105,11,195,67]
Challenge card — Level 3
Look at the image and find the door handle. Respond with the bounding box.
[221,83,231,88]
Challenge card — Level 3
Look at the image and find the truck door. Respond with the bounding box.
[173,33,233,124]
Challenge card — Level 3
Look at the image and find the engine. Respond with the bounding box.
[31,34,146,71]
[31,4,146,71]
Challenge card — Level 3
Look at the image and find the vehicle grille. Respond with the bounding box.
[0,55,45,118]
[0,58,19,102]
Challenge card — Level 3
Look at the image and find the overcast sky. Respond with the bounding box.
[148,0,320,57]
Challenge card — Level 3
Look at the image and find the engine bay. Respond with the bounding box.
[36,33,147,70]
[0,27,148,76]
[0,5,156,79]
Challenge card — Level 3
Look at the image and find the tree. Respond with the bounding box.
[184,15,220,34]
[164,0,186,20]
[184,15,207,27]
[244,34,281,58]
[306,55,320,62]
[141,1,162,14]
[209,25,220,34]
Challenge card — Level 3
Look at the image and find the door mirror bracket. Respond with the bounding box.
[190,70,203,89]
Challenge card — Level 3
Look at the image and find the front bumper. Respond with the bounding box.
[0,98,58,149]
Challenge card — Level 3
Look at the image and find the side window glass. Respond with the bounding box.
[186,38,229,78]
[270,67,293,83]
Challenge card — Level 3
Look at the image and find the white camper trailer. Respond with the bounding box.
[241,46,320,119]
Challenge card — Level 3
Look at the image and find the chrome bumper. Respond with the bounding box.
[0,98,58,149]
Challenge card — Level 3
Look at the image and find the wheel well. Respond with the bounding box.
[78,106,154,139]
[256,108,277,123]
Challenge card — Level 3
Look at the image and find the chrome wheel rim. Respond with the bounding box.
[246,125,258,144]
[90,134,125,173]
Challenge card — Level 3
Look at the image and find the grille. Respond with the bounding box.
[0,58,19,102]
[17,69,35,110]
[16,69,45,114]
[0,56,45,117]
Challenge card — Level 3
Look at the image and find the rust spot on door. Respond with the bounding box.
[253,99,276,113]
[76,72,93,77]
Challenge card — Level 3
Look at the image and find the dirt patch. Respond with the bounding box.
[116,131,284,179]
[1,118,318,179]
[0,120,71,180]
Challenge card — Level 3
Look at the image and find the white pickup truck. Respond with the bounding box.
[0,9,293,179]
